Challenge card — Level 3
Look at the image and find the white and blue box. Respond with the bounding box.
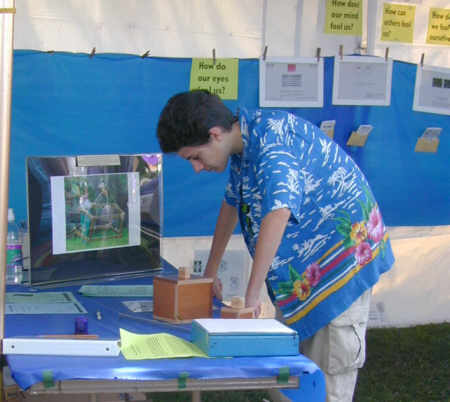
[192,318,299,357]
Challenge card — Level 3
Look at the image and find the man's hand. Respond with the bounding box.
[245,292,262,318]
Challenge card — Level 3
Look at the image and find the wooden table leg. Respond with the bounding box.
[192,390,201,402]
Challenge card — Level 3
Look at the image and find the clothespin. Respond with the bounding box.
[385,47,389,62]
[316,48,321,63]
[141,50,150,58]
[339,45,343,60]
[89,47,96,58]
[262,45,268,61]
[212,48,216,65]
[0,7,16,14]
[420,53,424,68]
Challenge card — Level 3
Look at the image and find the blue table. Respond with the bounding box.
[4,263,325,401]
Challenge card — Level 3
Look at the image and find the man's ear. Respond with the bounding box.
[208,126,224,142]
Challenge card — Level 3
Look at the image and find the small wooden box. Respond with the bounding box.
[153,272,213,323]
[220,296,256,318]
[221,306,256,318]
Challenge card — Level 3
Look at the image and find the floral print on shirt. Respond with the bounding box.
[225,108,394,340]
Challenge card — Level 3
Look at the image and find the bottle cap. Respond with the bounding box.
[8,208,14,222]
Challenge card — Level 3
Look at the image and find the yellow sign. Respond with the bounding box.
[325,0,362,36]
[381,3,416,43]
[426,8,450,45]
[189,58,238,100]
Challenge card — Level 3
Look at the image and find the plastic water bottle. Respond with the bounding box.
[6,208,23,285]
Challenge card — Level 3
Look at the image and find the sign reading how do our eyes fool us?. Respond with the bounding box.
[381,3,416,43]
[325,0,362,36]
[190,58,238,100]
[426,8,450,45]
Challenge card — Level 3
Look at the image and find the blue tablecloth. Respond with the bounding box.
[5,261,325,401]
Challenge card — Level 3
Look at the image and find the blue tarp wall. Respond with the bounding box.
[9,51,450,236]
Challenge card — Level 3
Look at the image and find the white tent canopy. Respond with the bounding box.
[13,0,450,66]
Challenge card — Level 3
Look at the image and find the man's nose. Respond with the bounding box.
[191,160,203,173]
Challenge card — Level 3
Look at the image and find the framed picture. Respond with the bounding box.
[26,154,163,287]
[413,64,450,116]
[259,57,324,107]
[332,56,393,106]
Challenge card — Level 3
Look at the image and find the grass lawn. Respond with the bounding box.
[354,323,449,402]
[146,323,449,401]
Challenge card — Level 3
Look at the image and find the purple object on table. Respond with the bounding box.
[75,317,88,334]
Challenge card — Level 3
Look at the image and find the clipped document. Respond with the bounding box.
[347,124,373,147]
[415,127,442,153]
[320,120,336,140]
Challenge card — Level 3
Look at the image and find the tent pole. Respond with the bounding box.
[0,0,15,348]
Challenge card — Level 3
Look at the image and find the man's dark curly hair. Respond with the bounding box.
[157,90,237,153]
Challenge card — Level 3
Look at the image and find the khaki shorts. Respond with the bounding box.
[301,289,371,375]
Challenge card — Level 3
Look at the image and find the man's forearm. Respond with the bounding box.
[204,200,238,278]
[245,208,291,308]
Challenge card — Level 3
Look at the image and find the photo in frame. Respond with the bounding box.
[332,56,393,106]
[413,64,450,116]
[259,57,324,108]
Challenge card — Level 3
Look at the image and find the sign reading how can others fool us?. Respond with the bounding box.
[190,58,238,100]
[381,3,416,43]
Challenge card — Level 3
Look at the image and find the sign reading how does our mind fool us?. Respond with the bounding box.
[325,0,362,36]
[190,58,238,100]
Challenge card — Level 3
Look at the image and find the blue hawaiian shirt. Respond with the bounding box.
[225,108,395,341]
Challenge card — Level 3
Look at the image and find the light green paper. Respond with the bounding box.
[6,291,76,304]
[120,329,208,360]
[79,285,153,297]
[189,58,238,100]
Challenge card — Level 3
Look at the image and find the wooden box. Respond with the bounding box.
[220,296,256,318]
[153,268,213,323]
